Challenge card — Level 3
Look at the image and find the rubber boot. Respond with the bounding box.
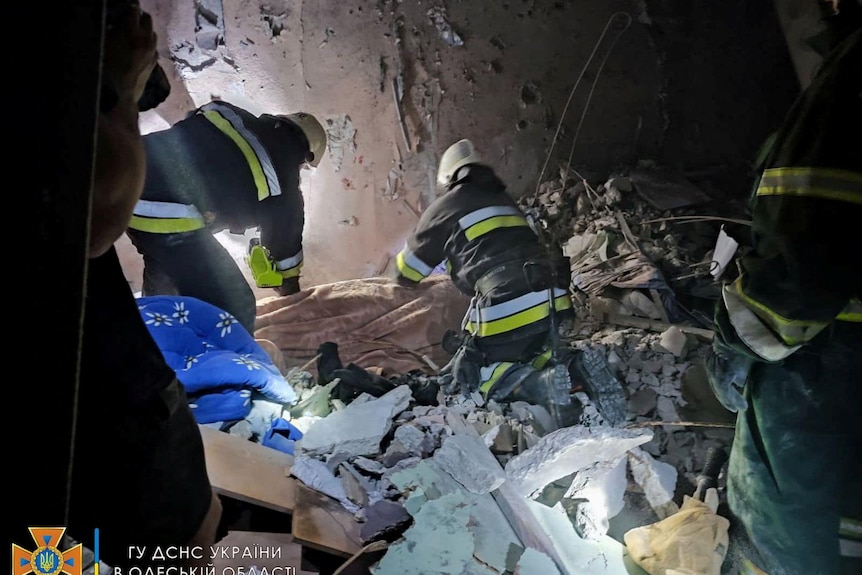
[487,364,580,428]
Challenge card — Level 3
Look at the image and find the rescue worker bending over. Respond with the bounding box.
[394,139,578,419]
[706,8,860,573]
[126,101,328,334]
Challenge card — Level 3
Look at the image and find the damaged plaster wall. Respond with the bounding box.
[118,0,797,291]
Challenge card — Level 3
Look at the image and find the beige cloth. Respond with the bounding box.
[624,493,730,575]
[254,276,471,377]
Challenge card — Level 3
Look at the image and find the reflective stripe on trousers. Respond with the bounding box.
[129,200,206,233]
[466,288,572,337]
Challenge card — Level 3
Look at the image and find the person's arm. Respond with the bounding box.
[394,199,448,286]
[259,169,305,296]
[718,31,861,359]
[89,3,158,258]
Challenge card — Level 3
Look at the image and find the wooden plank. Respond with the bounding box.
[291,483,363,558]
[603,312,715,340]
[212,531,318,575]
[199,425,296,513]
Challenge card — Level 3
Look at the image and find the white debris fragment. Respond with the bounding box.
[628,447,679,518]
[291,454,360,513]
[658,325,689,357]
[506,425,652,498]
[564,456,628,539]
[299,386,413,457]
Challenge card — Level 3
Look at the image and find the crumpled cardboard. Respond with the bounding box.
[623,491,729,575]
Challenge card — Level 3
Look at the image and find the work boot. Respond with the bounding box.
[487,364,580,428]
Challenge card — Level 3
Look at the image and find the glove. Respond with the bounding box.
[450,345,482,398]
[705,337,753,413]
[330,363,395,403]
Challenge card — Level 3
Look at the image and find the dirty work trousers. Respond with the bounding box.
[727,323,861,575]
[127,228,257,334]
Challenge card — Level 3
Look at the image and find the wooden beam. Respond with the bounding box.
[291,483,363,558]
[199,425,296,513]
[602,312,715,340]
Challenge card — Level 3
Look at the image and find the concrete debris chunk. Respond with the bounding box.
[514,547,561,575]
[290,454,360,513]
[353,456,387,476]
[563,456,628,539]
[339,463,373,507]
[628,447,680,519]
[360,499,413,544]
[371,493,474,575]
[628,388,658,416]
[505,425,653,498]
[658,325,689,357]
[394,423,436,456]
[433,434,506,494]
[299,385,413,457]
[469,493,524,573]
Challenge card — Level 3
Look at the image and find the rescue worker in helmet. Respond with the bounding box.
[126,100,328,334]
[394,139,580,423]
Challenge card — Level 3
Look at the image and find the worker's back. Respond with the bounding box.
[429,165,549,296]
[141,101,308,234]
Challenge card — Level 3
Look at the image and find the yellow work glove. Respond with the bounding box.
[624,488,729,575]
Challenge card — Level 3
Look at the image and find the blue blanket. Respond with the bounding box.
[137,295,298,424]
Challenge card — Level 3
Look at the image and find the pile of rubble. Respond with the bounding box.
[263,166,739,572]
[285,378,679,574]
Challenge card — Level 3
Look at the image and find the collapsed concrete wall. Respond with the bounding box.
[122,0,796,291]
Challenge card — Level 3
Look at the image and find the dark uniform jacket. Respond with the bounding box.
[716,29,861,359]
[132,101,308,278]
[396,165,572,347]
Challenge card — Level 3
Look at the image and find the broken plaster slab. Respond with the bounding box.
[469,492,524,573]
[525,499,649,575]
[563,455,628,540]
[290,455,360,514]
[371,493,474,575]
[505,425,653,498]
[299,385,412,457]
[628,447,680,519]
[433,434,507,494]
[514,547,561,575]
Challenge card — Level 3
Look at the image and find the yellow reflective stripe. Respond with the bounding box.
[202,110,272,201]
[531,349,553,369]
[464,215,529,241]
[128,215,206,233]
[279,266,301,279]
[837,299,862,322]
[396,251,426,282]
[841,518,862,540]
[732,278,828,346]
[467,295,572,337]
[756,167,862,205]
[479,362,514,394]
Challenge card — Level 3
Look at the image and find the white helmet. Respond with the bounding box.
[281,112,328,168]
[437,139,482,186]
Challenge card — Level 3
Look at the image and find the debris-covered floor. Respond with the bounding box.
[203,165,755,574]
